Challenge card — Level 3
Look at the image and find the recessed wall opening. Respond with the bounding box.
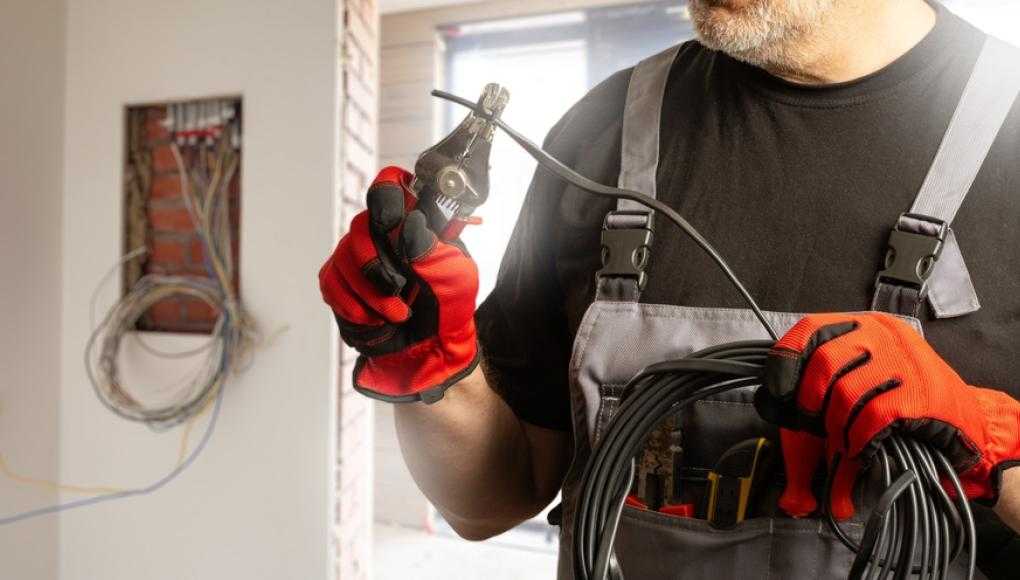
[123,97,243,334]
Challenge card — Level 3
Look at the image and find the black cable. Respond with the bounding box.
[583,373,762,572]
[579,358,979,580]
[827,436,972,580]
[933,451,977,580]
[873,449,897,580]
[431,89,779,341]
[575,345,770,577]
[889,437,920,580]
[909,439,954,579]
[593,461,635,580]
[913,441,965,562]
[909,443,934,580]
[849,470,917,580]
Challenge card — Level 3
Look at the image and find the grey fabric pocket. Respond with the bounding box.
[614,508,859,579]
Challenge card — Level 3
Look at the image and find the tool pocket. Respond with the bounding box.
[614,508,859,580]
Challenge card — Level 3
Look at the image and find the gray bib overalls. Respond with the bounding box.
[555,38,1020,580]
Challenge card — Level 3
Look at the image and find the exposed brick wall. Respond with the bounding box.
[125,104,241,334]
[336,0,379,578]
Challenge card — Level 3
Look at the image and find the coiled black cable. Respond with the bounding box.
[824,439,976,580]
[572,346,977,580]
[574,341,771,579]
[434,90,977,580]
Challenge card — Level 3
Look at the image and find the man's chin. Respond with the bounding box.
[688,0,781,64]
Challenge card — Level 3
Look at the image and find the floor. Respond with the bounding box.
[373,521,558,579]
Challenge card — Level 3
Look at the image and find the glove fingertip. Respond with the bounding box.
[830,497,856,521]
[381,301,412,325]
[778,429,823,518]
[401,210,437,261]
[779,490,818,519]
[367,182,407,233]
[829,455,861,521]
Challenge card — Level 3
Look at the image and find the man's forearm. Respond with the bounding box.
[995,466,1020,532]
[394,362,570,540]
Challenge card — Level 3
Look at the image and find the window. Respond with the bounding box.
[441,1,693,300]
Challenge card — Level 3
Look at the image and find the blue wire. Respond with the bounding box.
[0,381,225,526]
[5,142,242,527]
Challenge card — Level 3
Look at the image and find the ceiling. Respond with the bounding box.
[379,0,479,15]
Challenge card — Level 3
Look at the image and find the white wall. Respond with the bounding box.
[59,2,340,580]
[0,1,66,579]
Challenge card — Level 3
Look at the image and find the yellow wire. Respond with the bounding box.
[176,395,214,466]
[0,396,213,496]
[0,455,126,496]
[7,125,241,493]
[9,125,242,498]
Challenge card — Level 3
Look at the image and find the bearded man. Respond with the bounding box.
[320,1,1020,577]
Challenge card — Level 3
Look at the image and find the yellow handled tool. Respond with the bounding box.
[705,437,773,529]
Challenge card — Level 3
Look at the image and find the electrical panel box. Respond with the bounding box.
[123,97,242,334]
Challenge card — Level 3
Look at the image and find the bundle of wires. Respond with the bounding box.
[1,108,255,526]
[573,341,770,580]
[85,114,255,431]
[435,89,978,580]
[827,438,976,580]
[570,343,977,580]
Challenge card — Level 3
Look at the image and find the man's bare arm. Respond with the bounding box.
[394,363,571,540]
[995,466,1020,533]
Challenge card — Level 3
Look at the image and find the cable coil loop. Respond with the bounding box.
[572,343,976,580]
[86,119,256,431]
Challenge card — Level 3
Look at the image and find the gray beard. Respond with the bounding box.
[688,0,839,72]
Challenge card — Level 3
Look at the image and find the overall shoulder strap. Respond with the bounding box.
[873,37,1020,318]
[617,45,681,205]
[596,45,681,302]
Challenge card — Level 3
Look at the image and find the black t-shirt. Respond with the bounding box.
[477,6,1020,432]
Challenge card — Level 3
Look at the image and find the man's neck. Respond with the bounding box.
[767,0,938,85]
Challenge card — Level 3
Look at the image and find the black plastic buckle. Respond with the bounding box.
[875,214,948,294]
[597,212,653,291]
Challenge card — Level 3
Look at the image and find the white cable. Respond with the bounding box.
[85,127,253,431]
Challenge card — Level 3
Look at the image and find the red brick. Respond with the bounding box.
[145,112,170,142]
[146,106,166,123]
[184,260,209,278]
[149,206,195,232]
[150,173,182,200]
[149,238,186,265]
[189,237,207,264]
[152,144,178,173]
[183,297,218,323]
[229,199,241,224]
[145,298,182,328]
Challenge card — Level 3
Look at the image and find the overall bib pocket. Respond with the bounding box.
[614,508,860,580]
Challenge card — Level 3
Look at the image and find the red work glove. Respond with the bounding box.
[755,312,1020,520]
[319,167,480,404]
